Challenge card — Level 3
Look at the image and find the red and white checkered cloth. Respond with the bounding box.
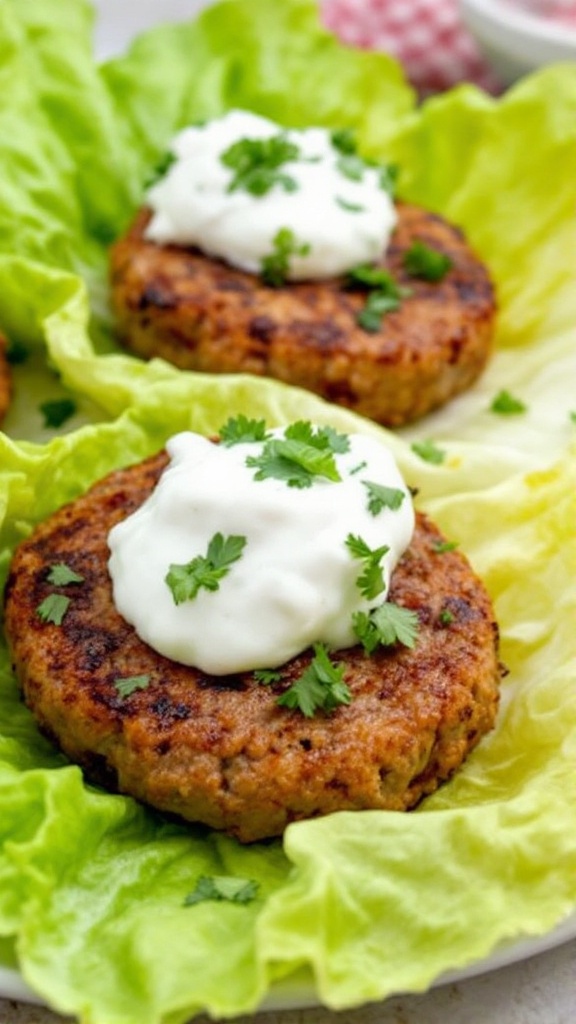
[321,0,504,96]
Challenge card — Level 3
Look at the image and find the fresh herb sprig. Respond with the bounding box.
[276,644,351,717]
[403,240,453,282]
[245,421,349,488]
[184,875,259,907]
[165,533,247,604]
[220,415,270,446]
[261,227,310,286]
[347,264,407,333]
[353,603,419,654]
[221,135,299,196]
[346,534,389,600]
[362,480,406,516]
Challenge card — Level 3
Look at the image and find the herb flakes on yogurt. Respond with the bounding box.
[144,109,398,281]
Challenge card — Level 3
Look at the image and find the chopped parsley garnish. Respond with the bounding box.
[165,533,247,604]
[277,644,351,717]
[36,594,70,626]
[403,240,453,282]
[46,563,84,586]
[40,398,77,429]
[378,162,399,196]
[336,153,366,182]
[246,421,347,488]
[432,538,459,554]
[254,668,283,685]
[335,196,364,213]
[346,534,389,600]
[184,875,259,907]
[438,609,454,626]
[146,149,176,187]
[5,337,29,365]
[347,264,407,333]
[353,602,419,654]
[114,675,151,699]
[260,227,310,286]
[490,389,527,415]
[330,128,357,155]
[362,480,405,515]
[221,134,299,196]
[220,414,270,446]
[411,439,446,465]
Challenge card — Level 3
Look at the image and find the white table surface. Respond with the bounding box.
[2,4,573,1023]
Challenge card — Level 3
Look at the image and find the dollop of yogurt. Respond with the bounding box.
[107,425,414,675]
[144,109,397,280]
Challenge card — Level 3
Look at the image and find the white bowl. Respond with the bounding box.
[458,0,576,84]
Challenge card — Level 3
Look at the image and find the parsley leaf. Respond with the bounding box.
[114,675,151,699]
[330,128,357,155]
[362,480,406,515]
[220,414,270,446]
[335,196,364,213]
[438,609,454,626]
[184,875,259,907]
[246,423,343,488]
[411,439,446,465]
[5,337,29,365]
[221,135,299,196]
[336,153,366,182]
[46,563,84,586]
[490,389,527,415]
[260,227,310,286]
[36,594,70,626]
[353,603,419,654]
[40,398,77,429]
[432,538,459,554]
[165,533,247,604]
[346,534,389,600]
[378,163,399,196]
[347,264,407,332]
[277,644,351,717]
[403,240,453,282]
[254,668,283,685]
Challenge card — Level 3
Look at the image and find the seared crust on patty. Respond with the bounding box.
[4,450,501,842]
[0,332,11,422]
[109,203,496,427]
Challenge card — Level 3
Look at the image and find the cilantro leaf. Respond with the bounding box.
[346,534,389,600]
[219,414,270,446]
[438,609,454,626]
[353,602,419,654]
[336,153,366,182]
[403,240,453,282]
[36,594,70,626]
[490,389,527,415]
[146,149,176,187]
[165,533,247,604]
[114,675,151,699]
[40,398,77,429]
[277,644,351,717]
[221,135,299,196]
[411,439,446,465]
[378,162,399,196]
[184,875,259,907]
[285,420,350,454]
[260,227,310,286]
[246,424,342,488]
[362,480,405,515]
[46,563,84,586]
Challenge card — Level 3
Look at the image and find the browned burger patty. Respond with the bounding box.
[3,450,501,842]
[109,203,496,428]
[0,332,11,422]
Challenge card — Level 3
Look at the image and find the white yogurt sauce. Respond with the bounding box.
[107,426,414,675]
[144,109,397,280]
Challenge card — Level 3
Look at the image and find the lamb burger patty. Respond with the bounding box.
[4,450,501,842]
[109,202,496,428]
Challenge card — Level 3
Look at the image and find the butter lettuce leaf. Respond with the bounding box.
[1,1,576,1022]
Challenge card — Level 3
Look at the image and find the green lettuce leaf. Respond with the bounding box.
[0,1,576,1022]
